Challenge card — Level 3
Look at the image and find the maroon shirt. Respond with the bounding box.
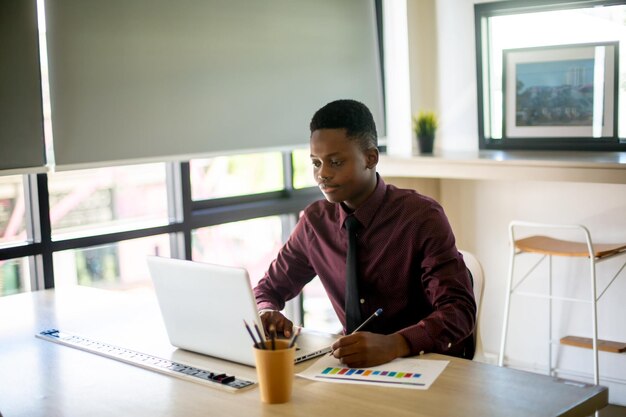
[254,175,476,358]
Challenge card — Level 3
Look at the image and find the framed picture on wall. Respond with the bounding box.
[503,42,618,139]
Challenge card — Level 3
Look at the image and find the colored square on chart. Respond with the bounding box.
[413,374,422,378]
[338,368,349,375]
[380,371,388,376]
[388,372,397,377]
[321,367,333,374]
[396,372,405,378]
[373,371,381,375]
[346,369,356,375]
[329,368,340,375]
[404,373,413,378]
[356,369,364,375]
[363,370,372,376]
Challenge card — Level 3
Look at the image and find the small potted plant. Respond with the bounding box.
[412,111,438,154]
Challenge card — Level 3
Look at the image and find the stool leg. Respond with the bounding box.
[548,255,553,377]
[498,246,517,367]
[589,256,599,385]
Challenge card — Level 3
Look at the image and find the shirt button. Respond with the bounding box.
[360,298,365,304]
[447,342,452,348]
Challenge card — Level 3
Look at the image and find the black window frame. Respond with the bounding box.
[475,0,626,151]
[0,153,321,292]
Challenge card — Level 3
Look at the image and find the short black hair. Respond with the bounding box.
[310,99,378,150]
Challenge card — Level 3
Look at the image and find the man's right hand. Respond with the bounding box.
[259,310,293,338]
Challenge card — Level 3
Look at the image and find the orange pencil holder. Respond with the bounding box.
[253,339,295,404]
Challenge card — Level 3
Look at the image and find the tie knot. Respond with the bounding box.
[344,216,360,232]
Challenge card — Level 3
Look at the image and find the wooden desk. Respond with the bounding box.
[0,287,608,417]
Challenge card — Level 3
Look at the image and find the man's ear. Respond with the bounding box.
[365,147,379,169]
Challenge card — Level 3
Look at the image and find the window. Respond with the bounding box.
[292,148,317,189]
[192,216,284,287]
[53,234,170,290]
[0,175,34,296]
[190,152,284,200]
[476,0,626,151]
[0,257,31,296]
[0,176,27,246]
[302,277,342,333]
[0,155,319,298]
[48,164,169,239]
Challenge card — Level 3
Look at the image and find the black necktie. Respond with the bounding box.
[344,216,362,333]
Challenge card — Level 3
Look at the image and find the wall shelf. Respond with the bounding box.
[378,150,626,185]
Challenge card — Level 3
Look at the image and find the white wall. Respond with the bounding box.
[403,0,626,404]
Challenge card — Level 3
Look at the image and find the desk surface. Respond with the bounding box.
[0,287,608,417]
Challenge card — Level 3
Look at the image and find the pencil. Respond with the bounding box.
[269,324,276,350]
[253,323,266,349]
[243,320,261,349]
[288,327,301,348]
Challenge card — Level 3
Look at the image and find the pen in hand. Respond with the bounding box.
[351,308,383,334]
[329,308,383,356]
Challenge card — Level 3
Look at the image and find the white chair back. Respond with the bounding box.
[459,250,485,361]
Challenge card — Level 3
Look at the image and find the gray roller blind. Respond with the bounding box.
[46,0,384,167]
[0,0,45,172]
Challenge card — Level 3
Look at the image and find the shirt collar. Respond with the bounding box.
[339,173,386,229]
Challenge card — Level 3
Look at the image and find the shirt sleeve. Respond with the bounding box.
[396,202,477,357]
[253,214,317,311]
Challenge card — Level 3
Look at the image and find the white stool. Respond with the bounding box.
[498,221,626,385]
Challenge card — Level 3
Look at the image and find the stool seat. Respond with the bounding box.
[515,236,626,259]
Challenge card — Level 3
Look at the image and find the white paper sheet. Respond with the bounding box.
[297,355,448,390]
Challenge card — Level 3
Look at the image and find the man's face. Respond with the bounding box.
[310,128,378,210]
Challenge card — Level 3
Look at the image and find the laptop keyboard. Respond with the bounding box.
[36,329,256,392]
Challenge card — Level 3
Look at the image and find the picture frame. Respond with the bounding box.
[503,42,618,139]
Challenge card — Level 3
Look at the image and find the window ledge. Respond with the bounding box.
[378,150,626,184]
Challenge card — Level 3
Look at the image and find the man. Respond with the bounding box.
[254,99,476,368]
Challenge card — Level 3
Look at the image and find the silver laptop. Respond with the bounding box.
[147,256,335,366]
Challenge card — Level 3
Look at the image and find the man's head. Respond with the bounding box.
[309,99,378,151]
[309,99,379,210]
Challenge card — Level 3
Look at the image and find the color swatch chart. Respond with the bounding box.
[319,366,424,386]
[298,354,449,390]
